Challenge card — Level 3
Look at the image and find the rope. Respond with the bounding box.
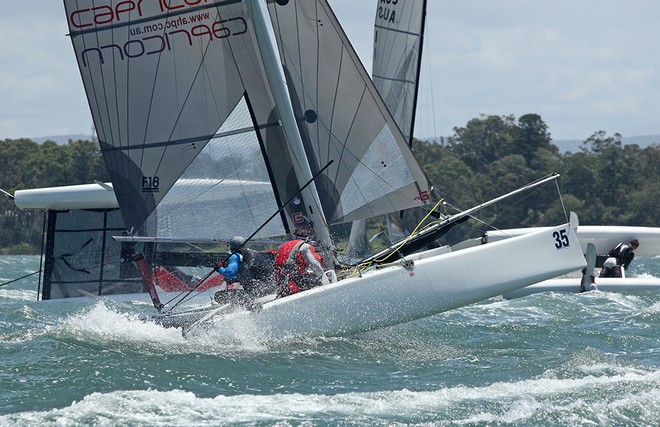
[0,270,41,288]
[349,198,445,277]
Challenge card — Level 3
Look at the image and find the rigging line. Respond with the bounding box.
[555,178,569,223]
[0,271,41,288]
[243,160,334,244]
[0,188,14,199]
[372,74,417,85]
[443,174,560,235]
[349,197,445,276]
[99,124,280,151]
[491,179,555,218]
[374,23,419,38]
[373,198,445,264]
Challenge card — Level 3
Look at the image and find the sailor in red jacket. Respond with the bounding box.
[274,226,325,297]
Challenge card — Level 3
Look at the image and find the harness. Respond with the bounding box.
[608,243,625,258]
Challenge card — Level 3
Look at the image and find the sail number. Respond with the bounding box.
[553,229,570,249]
[142,176,160,193]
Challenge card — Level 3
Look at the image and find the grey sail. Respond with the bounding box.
[346,0,428,258]
[373,0,427,144]
[63,0,300,242]
[267,0,436,226]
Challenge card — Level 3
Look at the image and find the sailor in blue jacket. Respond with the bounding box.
[215,236,245,283]
[213,236,261,311]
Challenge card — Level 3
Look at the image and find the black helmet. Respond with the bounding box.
[229,236,246,251]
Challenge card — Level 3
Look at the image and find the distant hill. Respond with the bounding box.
[32,134,95,145]
[553,135,659,153]
[422,134,659,153]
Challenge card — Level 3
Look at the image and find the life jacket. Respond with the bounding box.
[235,249,254,286]
[607,243,634,267]
[607,243,625,260]
[274,240,323,296]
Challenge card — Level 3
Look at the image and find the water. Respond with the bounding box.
[1,255,659,426]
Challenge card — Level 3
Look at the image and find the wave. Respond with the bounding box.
[1,367,658,426]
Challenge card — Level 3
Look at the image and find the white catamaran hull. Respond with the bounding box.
[452,225,660,298]
[503,277,660,299]
[453,226,660,256]
[186,223,585,337]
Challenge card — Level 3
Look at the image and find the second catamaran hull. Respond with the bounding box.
[502,277,660,299]
[185,223,585,337]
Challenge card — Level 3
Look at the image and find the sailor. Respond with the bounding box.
[213,236,260,310]
[599,239,639,278]
[274,226,326,297]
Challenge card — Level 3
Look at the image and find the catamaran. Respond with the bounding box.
[57,0,586,336]
[362,0,660,297]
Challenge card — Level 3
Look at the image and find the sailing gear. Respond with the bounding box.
[608,242,636,269]
[216,252,242,281]
[274,239,325,297]
[229,236,246,251]
[599,241,637,278]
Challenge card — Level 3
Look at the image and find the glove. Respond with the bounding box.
[214,261,227,272]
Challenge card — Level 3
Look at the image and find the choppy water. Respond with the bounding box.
[1,255,659,426]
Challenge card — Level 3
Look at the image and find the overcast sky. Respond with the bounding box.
[1,1,659,142]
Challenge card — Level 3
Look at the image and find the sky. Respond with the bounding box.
[1,1,660,142]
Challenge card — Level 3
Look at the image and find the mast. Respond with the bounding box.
[245,0,336,265]
[407,0,427,147]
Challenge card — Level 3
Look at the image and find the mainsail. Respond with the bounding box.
[267,0,435,225]
[64,0,300,242]
[64,0,436,251]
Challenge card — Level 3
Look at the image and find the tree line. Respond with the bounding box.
[1,114,658,254]
[0,138,109,254]
[413,114,658,232]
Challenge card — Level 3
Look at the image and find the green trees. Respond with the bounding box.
[416,115,658,231]
[0,138,109,254]
[0,116,658,254]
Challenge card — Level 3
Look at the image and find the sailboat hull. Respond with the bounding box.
[502,277,660,298]
[187,223,585,337]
